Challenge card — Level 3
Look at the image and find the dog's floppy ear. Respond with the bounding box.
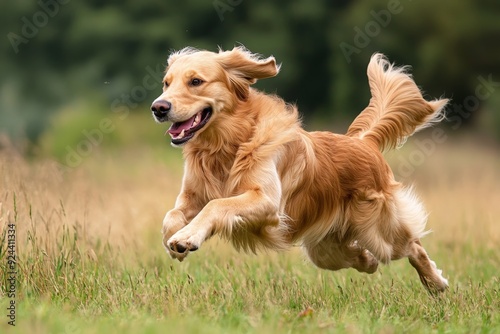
[217,46,280,100]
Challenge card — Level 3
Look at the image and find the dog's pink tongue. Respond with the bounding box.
[167,115,195,135]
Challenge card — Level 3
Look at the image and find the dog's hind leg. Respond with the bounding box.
[406,240,448,293]
[304,236,379,274]
[384,187,448,293]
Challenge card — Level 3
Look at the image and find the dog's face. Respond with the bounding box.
[151,47,280,146]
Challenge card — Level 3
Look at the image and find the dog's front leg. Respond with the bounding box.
[167,188,281,261]
[162,190,203,261]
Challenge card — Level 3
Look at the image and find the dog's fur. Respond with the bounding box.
[151,47,449,293]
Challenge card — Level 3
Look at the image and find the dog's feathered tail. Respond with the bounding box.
[346,53,448,151]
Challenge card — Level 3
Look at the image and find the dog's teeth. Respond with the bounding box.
[191,113,201,128]
[177,129,185,139]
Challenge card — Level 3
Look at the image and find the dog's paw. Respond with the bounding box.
[168,238,200,254]
[166,232,202,261]
[163,236,187,262]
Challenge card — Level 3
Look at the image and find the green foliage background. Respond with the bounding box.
[1,0,500,146]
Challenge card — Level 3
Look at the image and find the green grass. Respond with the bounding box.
[1,134,500,333]
[1,218,498,334]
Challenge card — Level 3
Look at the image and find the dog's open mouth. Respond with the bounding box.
[167,107,212,145]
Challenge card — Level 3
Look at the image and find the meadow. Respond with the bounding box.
[1,113,499,333]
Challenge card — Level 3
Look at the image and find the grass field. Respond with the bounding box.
[1,127,499,333]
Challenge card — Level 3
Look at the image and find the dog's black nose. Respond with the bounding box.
[151,100,172,118]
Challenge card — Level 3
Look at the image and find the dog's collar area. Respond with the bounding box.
[168,107,212,145]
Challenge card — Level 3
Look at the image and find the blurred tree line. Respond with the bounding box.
[1,0,500,146]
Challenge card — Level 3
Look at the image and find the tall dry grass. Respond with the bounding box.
[1,147,178,249]
[391,138,500,254]
[0,145,181,306]
[1,136,499,277]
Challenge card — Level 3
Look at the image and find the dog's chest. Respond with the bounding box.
[187,144,257,202]
[192,157,234,201]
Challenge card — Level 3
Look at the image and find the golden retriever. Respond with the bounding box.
[151,47,449,293]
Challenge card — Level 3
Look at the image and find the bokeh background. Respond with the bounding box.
[1,0,500,157]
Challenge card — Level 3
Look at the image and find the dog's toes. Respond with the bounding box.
[167,239,185,254]
[167,238,199,257]
[172,242,199,253]
[166,232,202,261]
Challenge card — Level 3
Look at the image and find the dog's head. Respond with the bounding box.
[151,46,279,146]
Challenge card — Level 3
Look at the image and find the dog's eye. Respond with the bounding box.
[164,82,169,88]
[190,78,203,87]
